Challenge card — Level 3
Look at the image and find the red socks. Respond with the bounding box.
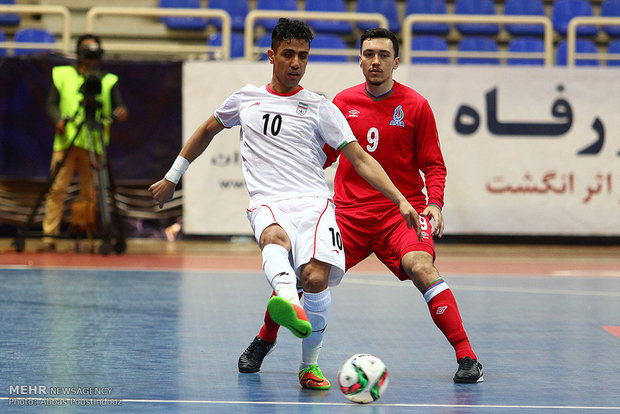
[427,288,476,361]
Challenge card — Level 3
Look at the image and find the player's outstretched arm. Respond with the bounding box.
[149,115,224,208]
[340,141,422,242]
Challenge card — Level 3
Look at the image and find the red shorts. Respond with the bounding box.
[336,204,435,281]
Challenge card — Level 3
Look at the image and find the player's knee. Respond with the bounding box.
[259,224,290,249]
[300,261,329,293]
[300,272,326,292]
[405,259,438,288]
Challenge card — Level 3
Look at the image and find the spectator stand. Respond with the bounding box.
[566,16,620,66]
[85,6,231,60]
[0,4,71,56]
[243,10,388,61]
[401,14,553,66]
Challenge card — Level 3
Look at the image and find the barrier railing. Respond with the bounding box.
[567,16,620,67]
[0,5,71,55]
[243,10,388,61]
[85,6,231,59]
[402,14,554,66]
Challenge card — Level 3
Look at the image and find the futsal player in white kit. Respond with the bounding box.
[149,18,422,389]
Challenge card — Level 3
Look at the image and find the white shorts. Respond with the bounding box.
[246,196,346,287]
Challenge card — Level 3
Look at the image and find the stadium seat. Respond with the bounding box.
[457,36,500,65]
[556,39,599,66]
[606,39,620,66]
[207,31,244,59]
[356,0,400,33]
[0,29,7,56]
[507,37,545,66]
[0,0,20,26]
[13,28,56,56]
[552,0,597,37]
[404,0,450,35]
[207,0,249,32]
[304,0,352,34]
[454,0,500,36]
[410,35,450,64]
[309,34,349,62]
[257,33,271,60]
[159,0,206,31]
[254,0,298,32]
[601,0,620,38]
[504,0,546,37]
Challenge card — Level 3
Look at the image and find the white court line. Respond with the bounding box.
[1,398,619,410]
[552,270,620,278]
[342,277,620,297]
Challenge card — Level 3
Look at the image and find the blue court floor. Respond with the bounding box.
[1,266,619,413]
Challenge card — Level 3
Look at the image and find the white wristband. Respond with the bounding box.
[164,156,190,184]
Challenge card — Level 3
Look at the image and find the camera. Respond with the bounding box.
[80,69,103,98]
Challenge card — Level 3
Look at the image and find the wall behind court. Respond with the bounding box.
[183,61,619,237]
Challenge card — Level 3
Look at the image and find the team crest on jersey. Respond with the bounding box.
[296,102,309,115]
[347,109,360,118]
[389,105,405,127]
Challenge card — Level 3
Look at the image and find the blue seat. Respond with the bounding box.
[454,0,499,36]
[410,35,450,64]
[207,0,249,32]
[305,0,352,34]
[405,0,449,35]
[207,31,244,59]
[257,33,271,60]
[504,0,546,37]
[356,0,400,33]
[552,0,597,37]
[607,39,620,66]
[254,0,298,32]
[457,36,500,65]
[0,29,7,56]
[309,34,349,62]
[601,0,620,38]
[556,39,599,66]
[159,0,206,30]
[0,0,20,26]
[13,28,56,56]
[507,37,545,65]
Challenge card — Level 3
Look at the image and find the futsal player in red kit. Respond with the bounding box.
[239,28,483,384]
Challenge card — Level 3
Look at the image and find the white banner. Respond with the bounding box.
[182,62,619,236]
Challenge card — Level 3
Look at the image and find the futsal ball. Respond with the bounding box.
[337,353,389,404]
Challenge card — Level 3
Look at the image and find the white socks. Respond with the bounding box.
[262,243,300,306]
[301,289,331,367]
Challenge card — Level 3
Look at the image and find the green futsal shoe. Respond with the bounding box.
[267,296,311,338]
[299,364,331,390]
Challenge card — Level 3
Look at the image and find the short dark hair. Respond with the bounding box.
[271,18,314,52]
[360,28,399,58]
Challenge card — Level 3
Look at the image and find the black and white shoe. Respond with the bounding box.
[238,336,275,373]
[454,357,484,383]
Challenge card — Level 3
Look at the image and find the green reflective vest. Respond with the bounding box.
[51,65,118,154]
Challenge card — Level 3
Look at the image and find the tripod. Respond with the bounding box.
[13,105,126,255]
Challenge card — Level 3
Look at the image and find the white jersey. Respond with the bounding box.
[214,84,356,206]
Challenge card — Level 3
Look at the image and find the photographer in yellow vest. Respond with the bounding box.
[40,34,128,251]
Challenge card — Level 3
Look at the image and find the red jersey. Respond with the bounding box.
[330,81,446,212]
